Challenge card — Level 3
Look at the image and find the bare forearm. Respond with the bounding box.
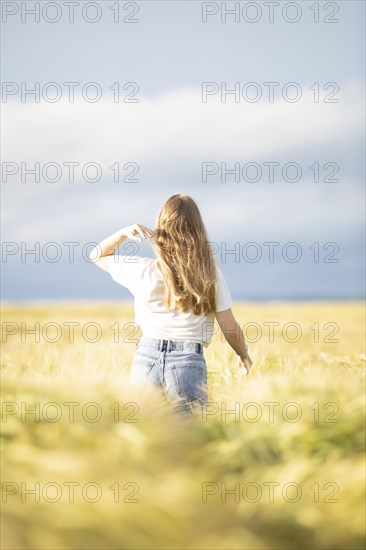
[91,228,127,259]
[225,324,249,356]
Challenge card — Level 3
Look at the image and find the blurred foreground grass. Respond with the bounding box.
[1,300,365,550]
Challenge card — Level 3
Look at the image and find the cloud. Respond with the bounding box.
[2,79,363,165]
[2,80,364,284]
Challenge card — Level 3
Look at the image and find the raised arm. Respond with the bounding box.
[89,223,155,273]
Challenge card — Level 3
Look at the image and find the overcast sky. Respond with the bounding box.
[1,0,365,300]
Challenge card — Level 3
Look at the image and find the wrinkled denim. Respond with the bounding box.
[130,337,208,416]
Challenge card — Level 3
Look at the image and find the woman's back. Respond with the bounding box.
[90,194,252,415]
[109,255,233,348]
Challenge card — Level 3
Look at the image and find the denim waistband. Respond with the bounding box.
[137,337,203,355]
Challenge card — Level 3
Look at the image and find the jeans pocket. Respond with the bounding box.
[171,363,207,404]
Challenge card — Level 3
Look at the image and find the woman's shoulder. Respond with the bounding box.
[131,255,156,265]
[136,256,158,270]
[215,264,231,292]
[215,264,226,280]
[118,256,157,277]
[140,257,163,279]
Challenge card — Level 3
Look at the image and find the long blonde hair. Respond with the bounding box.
[151,194,217,315]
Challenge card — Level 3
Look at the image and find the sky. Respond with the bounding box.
[1,0,365,301]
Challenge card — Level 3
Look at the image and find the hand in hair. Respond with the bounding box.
[123,223,156,243]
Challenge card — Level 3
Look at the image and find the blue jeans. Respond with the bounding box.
[130,337,208,416]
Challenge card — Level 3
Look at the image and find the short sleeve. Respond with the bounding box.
[109,254,146,296]
[215,267,233,312]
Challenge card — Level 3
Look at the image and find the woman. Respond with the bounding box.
[89,194,253,415]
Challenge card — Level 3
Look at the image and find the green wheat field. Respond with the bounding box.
[1,300,365,550]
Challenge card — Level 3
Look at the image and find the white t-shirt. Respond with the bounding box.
[109,255,233,348]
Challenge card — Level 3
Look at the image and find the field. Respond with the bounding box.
[1,300,365,550]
